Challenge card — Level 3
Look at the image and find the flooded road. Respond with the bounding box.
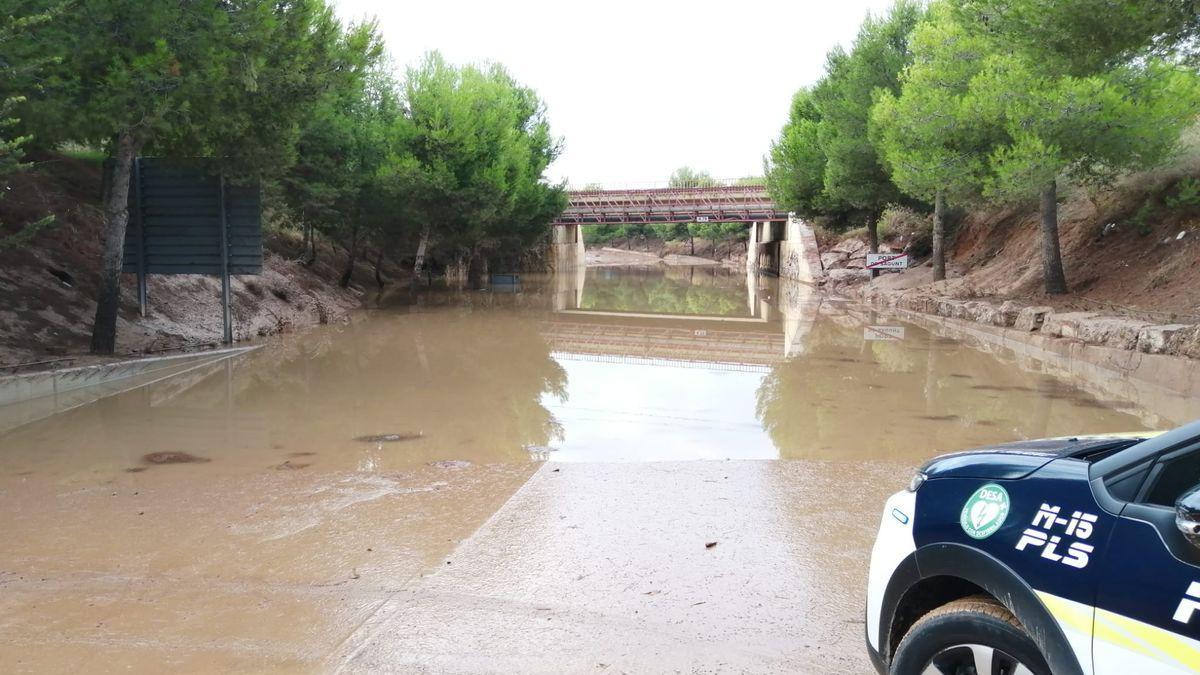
[0,266,1186,673]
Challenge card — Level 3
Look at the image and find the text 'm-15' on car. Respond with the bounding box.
[866,420,1200,675]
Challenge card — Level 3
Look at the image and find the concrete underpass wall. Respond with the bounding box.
[746,216,823,284]
[779,216,823,284]
[0,348,255,435]
[550,224,586,272]
[747,221,783,274]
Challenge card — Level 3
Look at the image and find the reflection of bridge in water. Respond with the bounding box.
[544,321,785,374]
[544,267,821,371]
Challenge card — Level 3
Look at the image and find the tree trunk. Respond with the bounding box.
[302,223,316,266]
[413,224,431,276]
[689,235,694,255]
[373,249,385,289]
[339,222,359,288]
[466,247,486,289]
[90,131,141,355]
[1039,179,1069,295]
[867,215,880,280]
[932,188,946,282]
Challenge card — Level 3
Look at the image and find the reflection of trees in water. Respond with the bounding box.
[580,266,748,316]
[755,319,1150,461]
[231,309,567,461]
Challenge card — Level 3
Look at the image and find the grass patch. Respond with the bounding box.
[57,142,106,164]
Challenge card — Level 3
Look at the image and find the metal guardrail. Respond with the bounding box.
[0,347,257,436]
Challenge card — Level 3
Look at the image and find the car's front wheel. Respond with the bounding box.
[890,596,1050,675]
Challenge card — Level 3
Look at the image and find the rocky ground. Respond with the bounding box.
[817,237,901,288]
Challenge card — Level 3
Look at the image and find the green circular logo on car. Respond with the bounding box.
[960,483,1010,540]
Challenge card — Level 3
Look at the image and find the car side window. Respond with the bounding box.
[1142,449,1200,508]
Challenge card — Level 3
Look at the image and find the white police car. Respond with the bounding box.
[866,421,1200,674]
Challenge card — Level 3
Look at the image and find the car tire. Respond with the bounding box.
[890,595,1051,675]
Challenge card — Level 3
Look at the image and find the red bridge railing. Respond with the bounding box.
[553,185,786,226]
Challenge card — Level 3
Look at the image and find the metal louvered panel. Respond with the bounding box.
[123,159,263,275]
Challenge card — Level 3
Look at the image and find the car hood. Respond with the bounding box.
[920,434,1153,481]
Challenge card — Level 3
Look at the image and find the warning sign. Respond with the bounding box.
[865,253,909,270]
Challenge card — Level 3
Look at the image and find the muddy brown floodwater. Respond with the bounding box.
[0,266,1191,673]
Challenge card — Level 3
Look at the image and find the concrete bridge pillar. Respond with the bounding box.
[746,217,822,283]
[550,224,585,272]
[745,221,759,274]
[778,215,823,284]
[747,221,784,275]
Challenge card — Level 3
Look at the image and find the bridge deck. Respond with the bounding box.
[554,185,786,226]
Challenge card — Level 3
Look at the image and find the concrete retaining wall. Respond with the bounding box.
[0,347,256,435]
[779,216,823,284]
[746,216,824,284]
[861,293,1200,426]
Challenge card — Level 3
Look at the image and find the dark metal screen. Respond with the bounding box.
[123,159,262,275]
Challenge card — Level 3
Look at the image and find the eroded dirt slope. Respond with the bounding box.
[870,158,1200,323]
[0,154,387,366]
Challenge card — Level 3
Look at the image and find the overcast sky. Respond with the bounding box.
[332,0,895,187]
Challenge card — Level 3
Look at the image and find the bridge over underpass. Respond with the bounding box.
[549,184,822,283]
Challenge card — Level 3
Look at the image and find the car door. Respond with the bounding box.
[1093,443,1200,674]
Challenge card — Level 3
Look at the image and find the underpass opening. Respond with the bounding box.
[550,184,823,283]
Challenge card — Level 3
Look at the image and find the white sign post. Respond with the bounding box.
[865,253,909,271]
[694,216,711,223]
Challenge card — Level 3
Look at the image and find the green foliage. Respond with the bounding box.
[767,0,926,235]
[3,1,565,274]
[398,52,565,270]
[0,1,566,348]
[813,1,924,214]
[277,24,398,259]
[582,226,617,245]
[955,0,1200,72]
[967,57,1200,203]
[689,221,746,242]
[1131,201,1157,237]
[58,143,106,163]
[668,166,718,189]
[24,0,319,157]
[650,222,689,241]
[0,3,60,248]
[879,205,932,256]
[1166,177,1200,212]
[1130,176,1200,237]
[766,89,834,217]
[871,4,999,203]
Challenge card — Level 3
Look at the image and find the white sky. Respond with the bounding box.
[332,0,895,188]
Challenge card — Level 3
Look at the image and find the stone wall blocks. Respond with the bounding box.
[1136,324,1191,354]
[1014,306,1055,332]
[1042,312,1100,339]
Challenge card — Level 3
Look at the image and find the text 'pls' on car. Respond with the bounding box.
[866,420,1200,675]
